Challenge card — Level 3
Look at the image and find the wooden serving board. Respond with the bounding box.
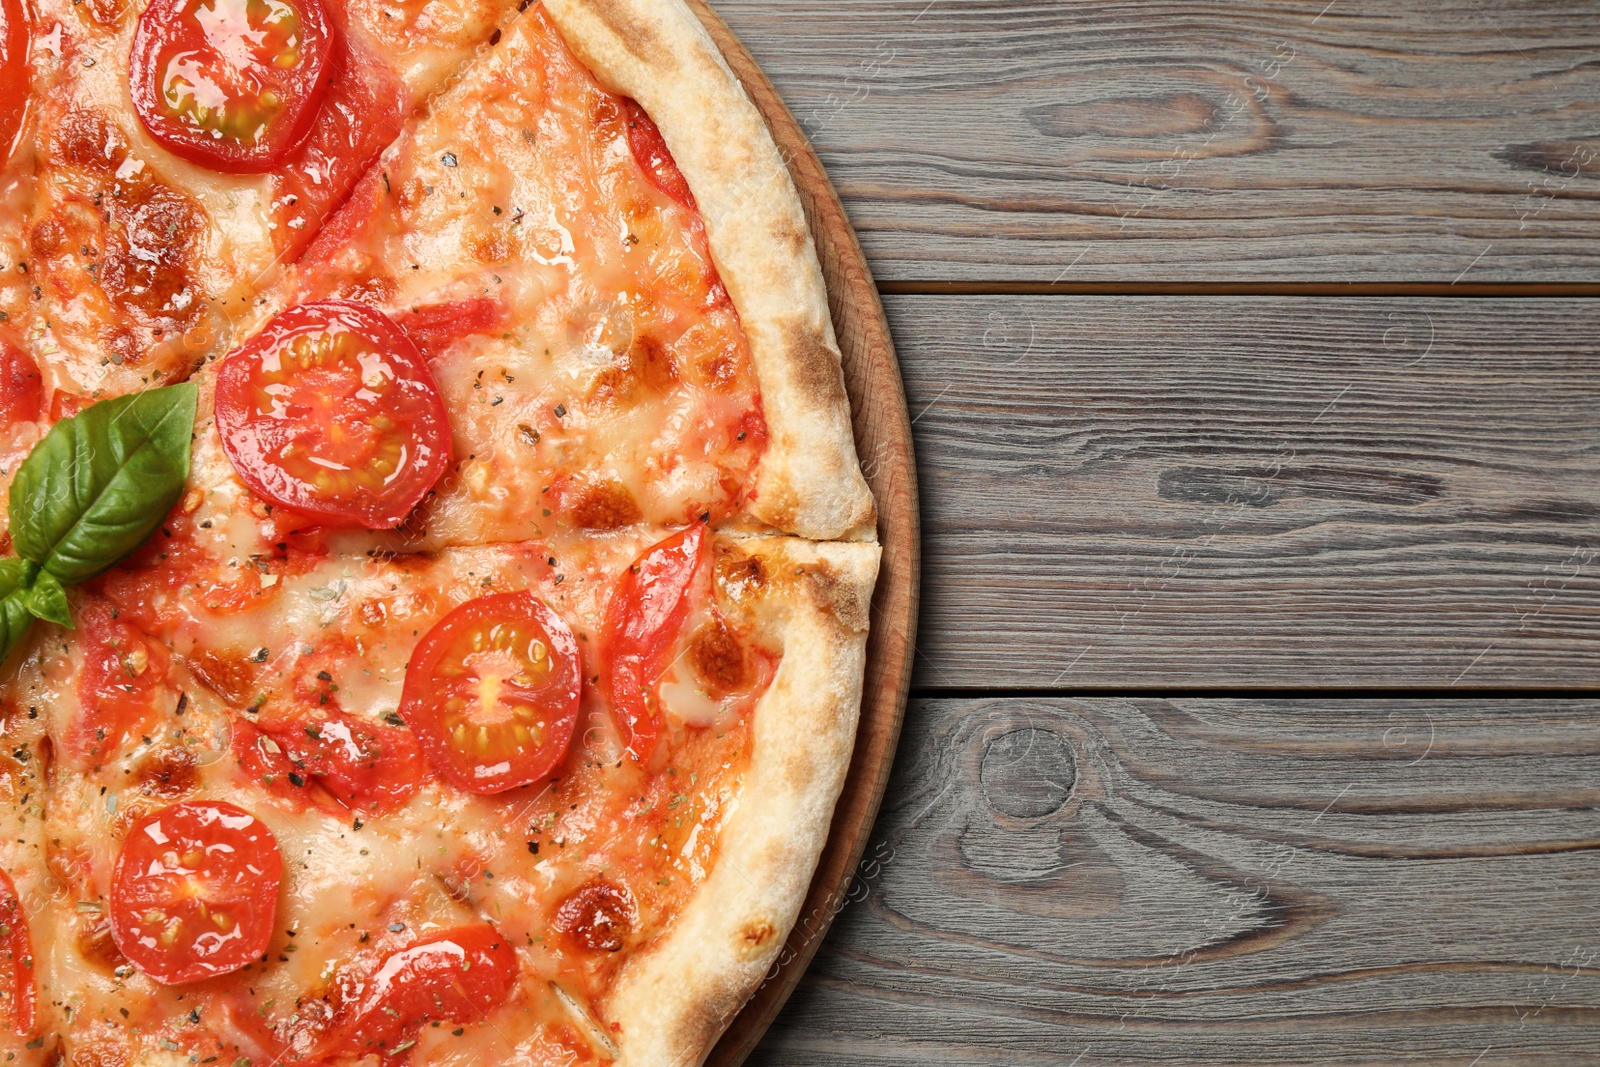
[681,2,921,1063]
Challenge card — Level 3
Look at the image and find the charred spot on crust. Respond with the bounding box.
[36,734,53,790]
[189,648,262,708]
[574,0,666,69]
[39,109,206,365]
[779,319,848,414]
[714,547,769,610]
[629,333,679,394]
[806,561,872,634]
[28,214,71,259]
[75,914,129,974]
[569,480,643,530]
[50,110,129,174]
[717,549,767,588]
[589,333,678,408]
[470,228,514,266]
[553,878,637,953]
[689,332,741,388]
[134,745,199,798]
[739,919,776,952]
[689,617,748,697]
[100,182,204,316]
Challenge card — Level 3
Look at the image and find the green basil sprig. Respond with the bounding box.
[0,382,197,661]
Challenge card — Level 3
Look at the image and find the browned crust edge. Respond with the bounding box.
[597,536,880,1066]
[541,0,877,542]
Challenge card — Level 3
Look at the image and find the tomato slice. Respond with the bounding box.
[310,925,517,1058]
[600,523,709,761]
[48,390,90,422]
[68,599,173,765]
[399,591,581,794]
[0,868,34,1037]
[129,0,334,173]
[234,705,424,816]
[396,297,506,360]
[620,97,695,210]
[215,300,452,530]
[0,333,41,425]
[268,39,403,259]
[109,800,283,985]
[0,0,27,160]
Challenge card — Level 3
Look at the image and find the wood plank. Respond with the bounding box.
[752,698,1600,1065]
[713,0,1600,283]
[889,295,1600,688]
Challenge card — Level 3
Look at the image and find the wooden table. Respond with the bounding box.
[715,1,1600,1063]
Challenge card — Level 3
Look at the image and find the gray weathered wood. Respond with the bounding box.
[887,295,1600,688]
[751,698,1600,1065]
[713,0,1600,284]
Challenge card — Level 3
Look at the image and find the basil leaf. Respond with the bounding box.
[0,557,30,599]
[9,382,196,585]
[0,559,36,664]
[22,570,72,628]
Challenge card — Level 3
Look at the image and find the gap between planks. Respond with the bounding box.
[910,687,1600,700]
[880,281,1600,297]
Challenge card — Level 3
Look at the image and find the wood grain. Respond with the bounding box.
[752,698,1600,1065]
[681,3,922,1066]
[890,295,1600,689]
[712,0,1600,284]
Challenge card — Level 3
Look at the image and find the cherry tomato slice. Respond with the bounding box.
[620,97,694,210]
[0,868,34,1037]
[68,599,173,765]
[109,800,283,985]
[130,0,333,173]
[0,0,28,160]
[215,300,452,530]
[400,591,580,794]
[601,523,709,761]
[234,706,424,816]
[311,925,517,1058]
[0,333,41,425]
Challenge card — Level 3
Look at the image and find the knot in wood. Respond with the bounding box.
[978,726,1075,819]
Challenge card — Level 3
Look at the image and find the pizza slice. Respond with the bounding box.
[226,0,871,545]
[31,529,875,1063]
[22,0,529,404]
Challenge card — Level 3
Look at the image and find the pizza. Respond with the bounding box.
[0,0,881,1063]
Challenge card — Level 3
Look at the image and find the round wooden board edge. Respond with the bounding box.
[680,2,921,1064]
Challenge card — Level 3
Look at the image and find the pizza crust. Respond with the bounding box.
[541,0,876,542]
[600,536,880,1066]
